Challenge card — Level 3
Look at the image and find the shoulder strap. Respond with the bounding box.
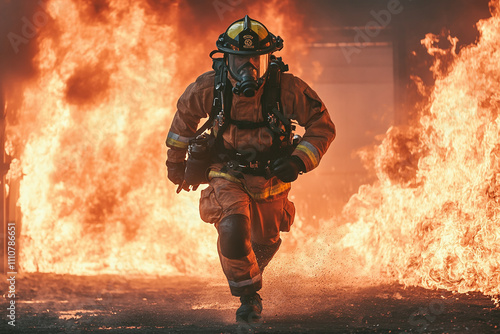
[213,78,233,158]
[192,53,226,138]
[205,54,293,163]
[264,56,289,127]
[263,56,293,154]
[207,53,233,159]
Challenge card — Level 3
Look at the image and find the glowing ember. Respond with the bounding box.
[341,0,500,299]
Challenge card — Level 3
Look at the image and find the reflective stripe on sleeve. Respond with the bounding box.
[166,131,191,149]
[295,141,320,169]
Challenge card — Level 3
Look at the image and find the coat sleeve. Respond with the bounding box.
[166,71,214,163]
[282,74,336,173]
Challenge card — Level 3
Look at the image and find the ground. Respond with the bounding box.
[1,273,499,333]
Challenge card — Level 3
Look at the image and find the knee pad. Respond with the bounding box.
[218,214,251,259]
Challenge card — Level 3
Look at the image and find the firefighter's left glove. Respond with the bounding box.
[271,156,306,183]
[166,160,186,185]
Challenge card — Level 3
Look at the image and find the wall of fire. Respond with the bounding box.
[0,0,492,273]
[291,0,491,224]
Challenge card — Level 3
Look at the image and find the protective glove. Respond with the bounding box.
[271,156,305,183]
[166,160,186,185]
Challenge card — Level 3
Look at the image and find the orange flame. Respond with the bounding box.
[9,0,498,303]
[5,0,305,276]
[341,0,500,299]
[9,0,213,275]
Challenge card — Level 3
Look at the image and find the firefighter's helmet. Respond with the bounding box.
[216,15,283,55]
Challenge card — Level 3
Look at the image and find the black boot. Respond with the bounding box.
[236,293,262,323]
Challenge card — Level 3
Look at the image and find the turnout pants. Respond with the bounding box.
[199,174,295,296]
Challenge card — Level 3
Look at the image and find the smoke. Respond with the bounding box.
[0,0,45,80]
[0,0,50,131]
[65,62,112,106]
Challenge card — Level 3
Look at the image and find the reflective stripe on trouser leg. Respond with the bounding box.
[218,238,262,296]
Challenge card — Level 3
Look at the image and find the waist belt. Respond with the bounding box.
[216,145,295,178]
[224,159,273,178]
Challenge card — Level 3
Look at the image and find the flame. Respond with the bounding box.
[341,0,500,298]
[8,0,214,275]
[5,0,305,276]
[9,0,498,303]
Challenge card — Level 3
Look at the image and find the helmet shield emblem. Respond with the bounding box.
[242,34,255,49]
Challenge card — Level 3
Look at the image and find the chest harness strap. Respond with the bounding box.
[204,52,295,177]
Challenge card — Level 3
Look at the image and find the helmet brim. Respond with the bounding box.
[216,44,280,55]
[216,31,283,56]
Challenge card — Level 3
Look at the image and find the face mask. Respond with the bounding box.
[227,54,269,97]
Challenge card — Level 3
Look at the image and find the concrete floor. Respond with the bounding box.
[1,273,500,333]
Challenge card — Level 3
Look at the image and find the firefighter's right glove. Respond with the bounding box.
[271,156,306,183]
[166,160,186,185]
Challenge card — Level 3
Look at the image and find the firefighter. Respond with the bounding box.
[165,15,336,323]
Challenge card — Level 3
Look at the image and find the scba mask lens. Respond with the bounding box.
[228,54,269,97]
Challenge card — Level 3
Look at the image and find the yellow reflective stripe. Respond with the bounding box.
[296,142,320,168]
[208,170,242,184]
[166,137,188,149]
[208,170,291,200]
[248,181,291,201]
[166,132,190,149]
